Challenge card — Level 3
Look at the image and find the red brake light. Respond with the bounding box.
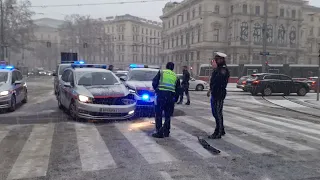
[253,80,260,85]
[312,81,316,85]
[242,81,246,85]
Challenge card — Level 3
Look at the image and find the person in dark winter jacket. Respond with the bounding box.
[152,62,180,138]
[177,66,191,105]
[207,52,230,139]
[108,65,114,71]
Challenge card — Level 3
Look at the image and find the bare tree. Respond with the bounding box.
[2,0,35,53]
[59,14,111,63]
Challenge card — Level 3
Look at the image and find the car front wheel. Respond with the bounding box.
[297,87,307,96]
[8,95,16,112]
[69,101,80,121]
[196,84,204,91]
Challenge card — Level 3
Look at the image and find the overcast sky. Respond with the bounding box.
[29,0,320,21]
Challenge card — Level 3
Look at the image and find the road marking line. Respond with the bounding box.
[226,114,320,145]
[159,171,174,180]
[265,99,306,108]
[170,125,215,158]
[201,116,314,151]
[115,122,176,164]
[7,124,55,180]
[75,123,116,171]
[176,116,271,154]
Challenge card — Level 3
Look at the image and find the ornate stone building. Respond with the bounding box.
[104,14,162,69]
[160,0,320,74]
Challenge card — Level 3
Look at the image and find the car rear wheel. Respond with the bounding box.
[196,84,204,91]
[251,91,258,96]
[297,87,307,96]
[57,94,63,110]
[8,95,16,112]
[22,90,28,103]
[262,87,272,96]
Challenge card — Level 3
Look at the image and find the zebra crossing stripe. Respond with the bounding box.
[75,123,116,171]
[170,125,215,158]
[226,114,320,145]
[7,124,55,180]
[115,122,176,164]
[176,116,271,154]
[159,171,174,180]
[210,118,315,151]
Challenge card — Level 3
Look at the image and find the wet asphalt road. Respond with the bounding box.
[0,77,320,180]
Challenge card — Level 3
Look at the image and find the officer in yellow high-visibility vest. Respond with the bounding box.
[152,62,180,138]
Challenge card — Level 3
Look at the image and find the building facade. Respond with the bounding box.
[161,0,320,75]
[104,14,162,69]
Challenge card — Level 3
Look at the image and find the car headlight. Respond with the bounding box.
[0,91,9,96]
[78,95,91,103]
[127,86,136,93]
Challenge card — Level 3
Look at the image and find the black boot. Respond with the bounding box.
[222,129,226,136]
[208,133,222,139]
[152,132,164,138]
[185,101,190,105]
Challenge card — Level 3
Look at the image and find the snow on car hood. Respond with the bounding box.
[78,84,129,98]
[125,81,154,90]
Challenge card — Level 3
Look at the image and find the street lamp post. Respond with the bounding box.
[317,48,320,101]
[0,0,5,61]
[262,0,268,73]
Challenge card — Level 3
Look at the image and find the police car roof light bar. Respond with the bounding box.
[71,63,107,69]
[0,65,14,70]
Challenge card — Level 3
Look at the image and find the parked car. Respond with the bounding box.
[176,74,209,91]
[246,73,309,96]
[236,76,249,91]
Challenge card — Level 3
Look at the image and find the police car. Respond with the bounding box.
[53,61,76,96]
[120,64,159,111]
[0,65,28,112]
[57,62,136,120]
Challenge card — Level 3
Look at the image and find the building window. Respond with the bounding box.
[142,28,144,34]
[215,5,220,14]
[197,51,200,60]
[255,6,260,15]
[310,27,314,36]
[146,28,148,34]
[311,16,314,22]
[292,10,296,19]
[197,28,201,42]
[199,5,202,15]
[243,4,247,14]
[192,9,196,18]
[172,19,175,26]
[181,14,184,22]
[172,38,174,47]
[318,27,320,36]
[231,5,234,14]
[190,52,194,61]
[162,41,165,49]
[176,36,178,46]
[167,40,170,49]
[181,35,183,45]
[213,29,219,42]
[191,31,194,44]
[176,16,179,25]
[186,33,189,44]
[280,8,284,17]
[187,11,190,20]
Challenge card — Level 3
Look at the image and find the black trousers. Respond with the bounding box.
[155,91,175,135]
[210,97,225,134]
[179,86,190,102]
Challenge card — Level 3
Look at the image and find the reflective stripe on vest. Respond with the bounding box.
[159,69,177,92]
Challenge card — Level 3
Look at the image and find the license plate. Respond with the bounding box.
[100,108,118,113]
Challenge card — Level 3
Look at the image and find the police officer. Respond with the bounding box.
[152,62,180,138]
[207,52,230,139]
[108,65,114,72]
[177,66,191,105]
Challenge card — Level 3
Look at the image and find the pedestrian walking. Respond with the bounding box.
[177,66,191,105]
[207,52,230,139]
[152,62,180,138]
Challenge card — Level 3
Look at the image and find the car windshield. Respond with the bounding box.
[76,71,119,86]
[127,69,158,81]
[0,72,8,83]
[59,65,71,75]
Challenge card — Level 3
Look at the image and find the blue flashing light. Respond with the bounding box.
[0,65,14,70]
[129,64,146,68]
[142,94,150,101]
[74,60,85,65]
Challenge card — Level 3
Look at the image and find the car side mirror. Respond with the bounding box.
[120,76,127,81]
[14,80,22,85]
[191,78,196,81]
[52,73,57,76]
[64,82,72,88]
